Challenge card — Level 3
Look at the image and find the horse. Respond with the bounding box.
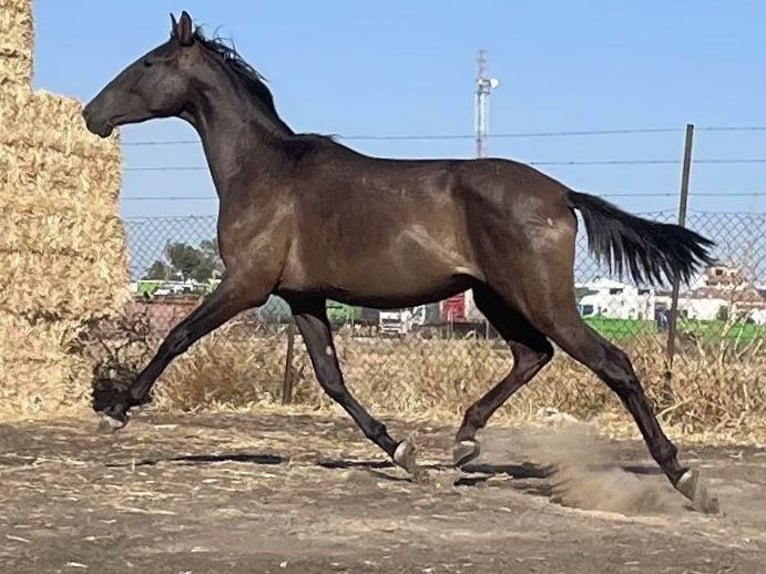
[83,11,719,513]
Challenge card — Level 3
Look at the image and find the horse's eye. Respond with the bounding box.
[143,60,153,68]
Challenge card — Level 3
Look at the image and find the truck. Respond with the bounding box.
[378,305,436,337]
[439,291,494,338]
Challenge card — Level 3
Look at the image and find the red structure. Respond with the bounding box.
[440,294,467,323]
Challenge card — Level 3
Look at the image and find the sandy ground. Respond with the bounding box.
[0,411,764,573]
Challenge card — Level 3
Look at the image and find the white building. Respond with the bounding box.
[654,292,728,322]
[577,265,766,324]
[657,264,766,323]
[577,277,655,320]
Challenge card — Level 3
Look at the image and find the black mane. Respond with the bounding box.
[193,28,279,117]
[191,27,338,154]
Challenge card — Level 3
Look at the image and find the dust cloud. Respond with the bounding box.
[476,422,686,516]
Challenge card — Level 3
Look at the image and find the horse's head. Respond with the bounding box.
[83,11,202,137]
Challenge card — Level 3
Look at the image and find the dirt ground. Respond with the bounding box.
[0,411,764,573]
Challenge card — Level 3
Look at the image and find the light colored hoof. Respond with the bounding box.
[452,439,481,468]
[676,469,721,515]
[97,414,127,434]
[393,440,418,475]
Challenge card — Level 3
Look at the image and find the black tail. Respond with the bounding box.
[567,190,716,286]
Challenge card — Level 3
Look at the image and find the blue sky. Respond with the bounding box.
[31,1,766,220]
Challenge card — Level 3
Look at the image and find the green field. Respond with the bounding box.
[583,315,766,343]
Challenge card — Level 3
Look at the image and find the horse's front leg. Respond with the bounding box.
[289,296,426,481]
[93,273,271,430]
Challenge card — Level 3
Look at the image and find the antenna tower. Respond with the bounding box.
[474,49,500,158]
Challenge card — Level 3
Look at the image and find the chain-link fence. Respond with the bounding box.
[120,209,766,404]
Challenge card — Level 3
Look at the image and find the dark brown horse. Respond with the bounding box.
[84,11,719,513]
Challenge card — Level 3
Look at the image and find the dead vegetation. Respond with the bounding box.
[66,309,766,445]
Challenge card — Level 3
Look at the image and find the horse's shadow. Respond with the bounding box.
[105,452,287,468]
[106,451,546,485]
[105,451,663,494]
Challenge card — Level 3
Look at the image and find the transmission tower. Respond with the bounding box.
[474,49,500,158]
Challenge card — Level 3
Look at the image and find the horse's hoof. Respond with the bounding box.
[92,384,143,433]
[97,413,128,434]
[393,440,418,475]
[676,469,721,515]
[452,439,481,468]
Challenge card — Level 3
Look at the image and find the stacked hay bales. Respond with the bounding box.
[0,0,33,90]
[0,1,130,415]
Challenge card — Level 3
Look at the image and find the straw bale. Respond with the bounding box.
[1,249,129,318]
[0,212,124,254]
[0,89,121,163]
[0,311,78,361]
[0,88,130,319]
[0,0,33,91]
[0,2,128,417]
[0,70,130,414]
[0,147,121,216]
[0,311,91,413]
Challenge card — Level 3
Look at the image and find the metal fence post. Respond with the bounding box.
[665,123,695,372]
[282,321,296,404]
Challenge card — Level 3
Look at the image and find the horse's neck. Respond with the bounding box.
[184,87,294,196]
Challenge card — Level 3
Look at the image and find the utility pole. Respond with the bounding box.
[474,49,500,158]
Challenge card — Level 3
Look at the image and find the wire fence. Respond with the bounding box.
[120,206,766,403]
[114,121,766,405]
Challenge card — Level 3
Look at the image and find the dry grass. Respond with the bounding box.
[75,321,765,445]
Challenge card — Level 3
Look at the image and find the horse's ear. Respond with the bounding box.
[170,13,178,38]
[177,11,194,46]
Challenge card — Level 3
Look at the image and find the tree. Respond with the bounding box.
[142,239,224,282]
[144,260,171,280]
[199,239,220,260]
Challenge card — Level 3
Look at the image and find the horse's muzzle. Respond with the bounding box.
[82,106,114,138]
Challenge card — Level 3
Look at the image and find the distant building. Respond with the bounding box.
[577,265,766,325]
[655,264,766,324]
[576,276,655,320]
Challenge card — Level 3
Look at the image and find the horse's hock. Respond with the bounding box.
[0,0,130,415]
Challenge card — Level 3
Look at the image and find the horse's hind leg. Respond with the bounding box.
[289,296,423,479]
[453,286,553,467]
[471,202,718,513]
[526,298,720,514]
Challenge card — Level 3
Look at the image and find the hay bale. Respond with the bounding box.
[0,311,91,415]
[0,81,130,413]
[0,88,130,320]
[0,0,33,91]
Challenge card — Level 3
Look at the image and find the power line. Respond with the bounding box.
[689,159,766,164]
[119,128,680,147]
[598,192,766,197]
[122,158,766,172]
[119,125,766,147]
[123,196,217,201]
[531,158,766,166]
[697,126,766,132]
[120,191,766,202]
[125,166,207,172]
